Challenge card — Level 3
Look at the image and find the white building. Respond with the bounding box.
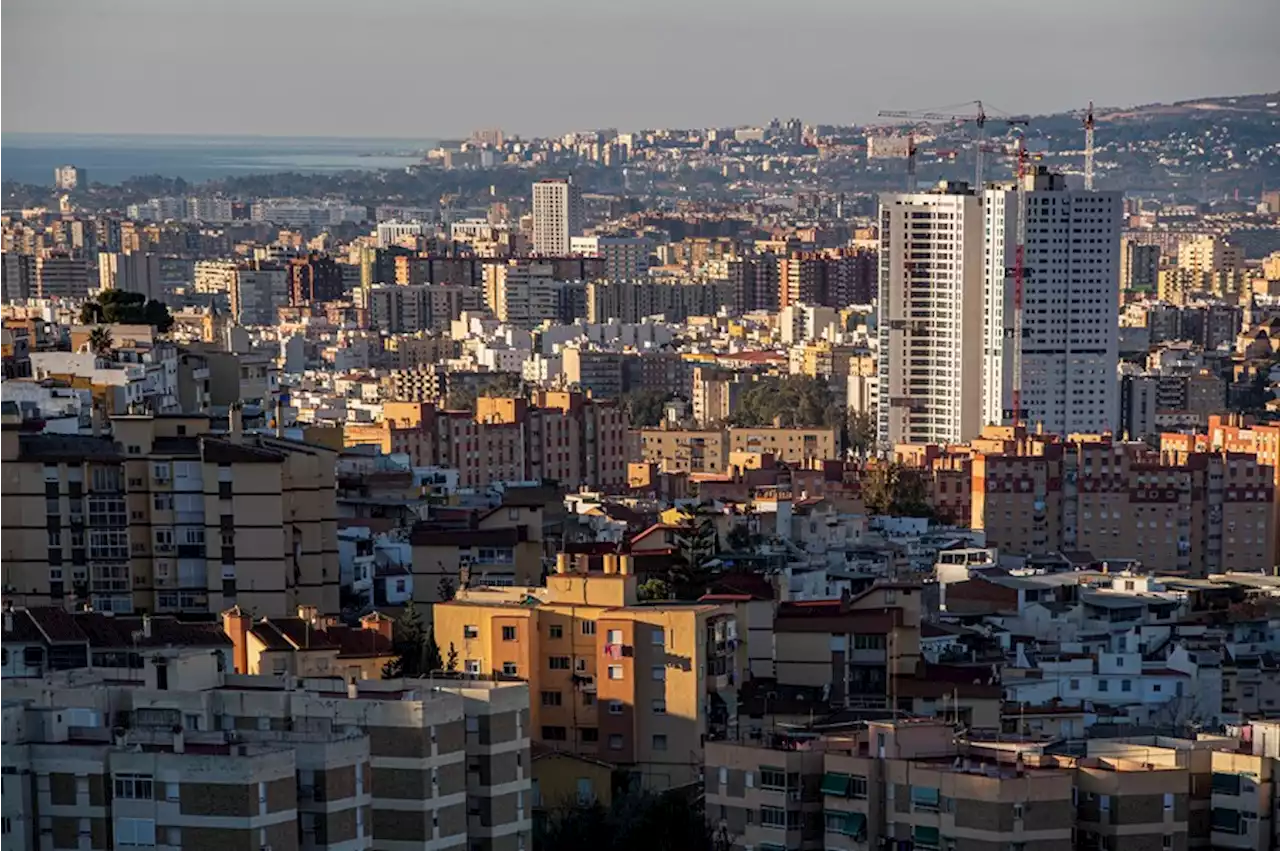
[53,165,85,191]
[186,196,235,222]
[983,169,1122,434]
[376,220,427,248]
[531,179,583,256]
[570,235,652,280]
[877,182,986,446]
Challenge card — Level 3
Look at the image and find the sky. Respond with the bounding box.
[3,0,1278,139]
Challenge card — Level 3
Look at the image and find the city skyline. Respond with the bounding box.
[3,0,1278,138]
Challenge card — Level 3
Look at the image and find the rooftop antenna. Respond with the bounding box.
[1084,101,1096,191]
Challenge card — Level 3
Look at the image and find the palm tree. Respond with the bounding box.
[87,326,113,357]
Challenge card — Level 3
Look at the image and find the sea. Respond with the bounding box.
[0,133,432,186]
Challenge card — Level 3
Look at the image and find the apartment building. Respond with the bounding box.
[570,235,652,281]
[35,251,93,300]
[1,414,339,616]
[482,260,585,328]
[2,656,532,851]
[289,253,345,306]
[983,170,1123,434]
[344,392,629,491]
[433,554,746,790]
[531,179,583,256]
[877,182,986,446]
[98,251,162,301]
[637,426,839,473]
[964,426,1274,573]
[585,278,736,324]
[230,264,290,326]
[384,366,449,403]
[409,505,545,606]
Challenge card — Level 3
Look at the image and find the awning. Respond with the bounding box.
[821,772,852,796]
[913,825,941,848]
[842,812,867,837]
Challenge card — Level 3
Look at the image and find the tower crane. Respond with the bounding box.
[878,100,1029,190]
[1007,128,1031,426]
[1083,101,1096,190]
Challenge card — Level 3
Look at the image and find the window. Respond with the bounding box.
[607,629,623,645]
[549,656,570,670]
[581,620,596,636]
[652,734,668,751]
[502,625,517,641]
[152,462,171,481]
[1122,679,1132,692]
[1099,795,1111,813]
[760,806,789,828]
[608,665,623,680]
[1163,793,1174,811]
[114,774,154,800]
[1013,803,1024,820]
[541,691,562,707]
[114,818,156,847]
[912,786,941,811]
[652,627,665,646]
[464,625,479,639]
[153,493,173,511]
[580,728,598,744]
[502,662,518,676]
[541,726,568,741]
[652,698,666,714]
[608,700,624,715]
[549,624,563,639]
[608,734,623,750]
[760,768,786,790]
[652,665,665,681]
[465,660,481,674]
[1098,680,1109,693]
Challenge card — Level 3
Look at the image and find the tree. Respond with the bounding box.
[536,790,723,851]
[846,410,877,457]
[637,578,671,601]
[446,372,523,411]
[381,601,433,679]
[623,388,673,427]
[79,289,173,332]
[437,576,456,602]
[87,326,114,357]
[446,642,459,672]
[670,502,719,597]
[730,375,839,428]
[861,463,933,518]
[423,627,443,674]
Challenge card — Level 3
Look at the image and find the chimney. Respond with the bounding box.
[348,677,358,699]
[603,554,618,575]
[221,606,252,675]
[555,553,570,575]
[618,555,633,576]
[574,553,591,574]
[142,614,152,640]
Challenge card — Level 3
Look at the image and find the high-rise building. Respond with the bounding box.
[231,265,290,326]
[531,179,583,256]
[288,253,345,306]
[34,251,93,300]
[53,165,85,191]
[483,260,585,328]
[877,182,987,446]
[983,169,1123,435]
[2,251,35,302]
[98,252,162,301]
[1121,238,1161,295]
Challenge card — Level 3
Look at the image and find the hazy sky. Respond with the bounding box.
[4,0,1278,139]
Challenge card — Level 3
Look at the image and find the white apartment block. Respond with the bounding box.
[877,182,986,447]
[983,170,1122,434]
[531,179,582,256]
[98,252,161,301]
[376,220,427,248]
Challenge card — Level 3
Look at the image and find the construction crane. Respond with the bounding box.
[1008,129,1031,426]
[879,100,1029,190]
[1083,101,1096,190]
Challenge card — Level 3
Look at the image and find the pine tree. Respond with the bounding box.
[424,627,444,673]
[446,642,459,672]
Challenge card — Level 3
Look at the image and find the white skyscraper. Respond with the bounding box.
[877,182,987,447]
[531,179,583,256]
[983,168,1122,434]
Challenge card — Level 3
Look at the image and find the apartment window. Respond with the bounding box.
[153,493,173,511]
[607,629,624,645]
[580,727,599,744]
[760,768,787,790]
[1013,803,1024,820]
[502,662,518,676]
[1069,679,1080,690]
[114,818,156,847]
[502,626,517,641]
[608,700,624,715]
[1099,795,1111,813]
[608,665,623,680]
[1122,680,1132,692]
[541,726,568,742]
[549,656,570,670]
[608,734,623,750]
[652,665,666,681]
[465,660,481,674]
[152,462,171,481]
[912,786,941,811]
[652,699,666,714]
[652,734,668,751]
[760,805,789,828]
[1098,680,1109,693]
[652,627,665,646]
[581,620,596,636]
[114,774,154,800]
[1163,793,1174,811]
[541,691,562,707]
[464,625,479,638]
[549,624,563,639]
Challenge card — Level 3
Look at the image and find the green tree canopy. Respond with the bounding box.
[622,388,674,427]
[861,463,934,518]
[380,601,442,679]
[79,290,174,332]
[445,372,524,411]
[730,374,840,428]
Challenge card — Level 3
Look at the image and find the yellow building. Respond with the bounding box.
[433,553,746,790]
[1,413,339,617]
